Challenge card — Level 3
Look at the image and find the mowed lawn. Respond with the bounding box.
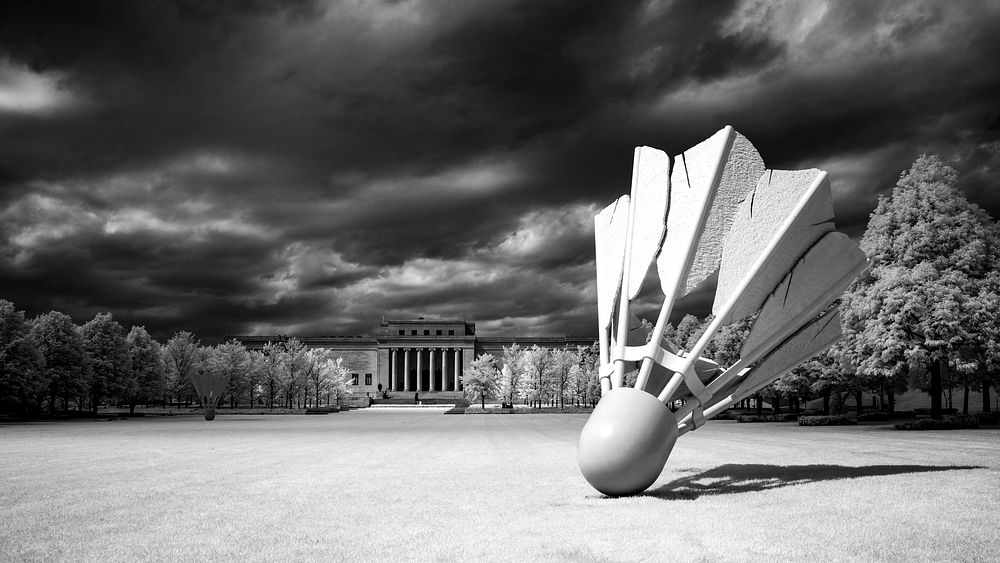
[1,411,998,562]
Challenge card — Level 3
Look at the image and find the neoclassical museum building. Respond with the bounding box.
[237,318,593,400]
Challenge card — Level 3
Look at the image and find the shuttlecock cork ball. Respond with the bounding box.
[577,387,679,496]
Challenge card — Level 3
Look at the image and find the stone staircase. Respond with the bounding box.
[369,393,470,412]
[372,392,467,405]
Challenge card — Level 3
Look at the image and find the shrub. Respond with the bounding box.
[974,412,1000,425]
[798,415,857,426]
[914,407,959,416]
[736,413,799,423]
[711,409,754,420]
[857,412,889,422]
[890,410,917,419]
[894,415,979,430]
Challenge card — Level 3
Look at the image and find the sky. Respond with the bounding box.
[1,0,999,344]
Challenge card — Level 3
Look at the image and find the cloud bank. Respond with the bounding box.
[1,0,998,342]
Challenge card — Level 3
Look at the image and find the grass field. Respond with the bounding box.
[2,412,998,562]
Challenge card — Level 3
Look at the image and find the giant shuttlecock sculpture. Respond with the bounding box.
[577,126,868,496]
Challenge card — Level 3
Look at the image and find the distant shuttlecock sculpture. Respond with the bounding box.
[577,126,868,496]
[190,368,230,421]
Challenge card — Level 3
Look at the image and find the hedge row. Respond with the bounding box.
[798,415,858,426]
[894,415,980,430]
[736,413,799,423]
[914,407,959,416]
[463,407,595,414]
[719,410,995,428]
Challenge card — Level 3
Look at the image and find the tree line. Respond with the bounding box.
[0,308,352,416]
[463,344,603,409]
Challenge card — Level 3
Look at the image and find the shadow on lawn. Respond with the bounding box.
[645,464,982,500]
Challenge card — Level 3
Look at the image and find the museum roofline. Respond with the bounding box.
[381,318,469,325]
[475,336,595,342]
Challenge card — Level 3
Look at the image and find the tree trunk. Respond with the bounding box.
[822,392,830,415]
[962,382,970,415]
[855,390,863,416]
[129,402,136,414]
[755,394,763,415]
[887,387,895,414]
[929,360,942,419]
[942,362,953,410]
[772,393,780,414]
[982,377,992,413]
[481,396,485,409]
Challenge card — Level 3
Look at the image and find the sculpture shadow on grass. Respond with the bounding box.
[645,464,982,500]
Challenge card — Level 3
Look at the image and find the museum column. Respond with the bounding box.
[430,349,437,391]
[390,349,397,391]
[416,349,423,392]
[443,349,450,391]
[441,349,449,391]
[404,348,411,391]
[453,349,460,391]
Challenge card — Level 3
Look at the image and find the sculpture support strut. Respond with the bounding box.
[578,127,867,496]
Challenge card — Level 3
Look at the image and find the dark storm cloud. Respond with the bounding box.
[1,0,999,342]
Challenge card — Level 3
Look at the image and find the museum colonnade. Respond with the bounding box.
[388,348,463,392]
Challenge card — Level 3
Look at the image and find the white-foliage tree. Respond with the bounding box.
[279,338,311,408]
[524,345,554,408]
[163,331,200,407]
[574,343,601,407]
[500,344,525,406]
[841,155,1000,418]
[464,353,501,409]
[318,356,352,405]
[245,349,266,408]
[550,348,577,409]
[305,348,342,406]
[260,342,283,408]
[210,339,250,408]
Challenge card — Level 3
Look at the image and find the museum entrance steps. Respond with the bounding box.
[372,393,469,407]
